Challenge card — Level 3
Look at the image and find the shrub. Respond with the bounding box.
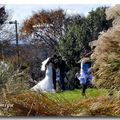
[65,67,81,90]
[0,61,9,84]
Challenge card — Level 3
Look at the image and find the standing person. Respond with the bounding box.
[51,54,58,90]
[30,57,56,93]
[78,57,93,98]
[58,56,66,92]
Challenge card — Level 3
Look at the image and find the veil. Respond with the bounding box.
[41,57,50,71]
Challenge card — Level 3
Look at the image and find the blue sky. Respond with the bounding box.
[4,4,112,24]
[1,0,119,25]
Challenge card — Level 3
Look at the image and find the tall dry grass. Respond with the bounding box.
[1,87,75,116]
[1,86,120,116]
[91,4,120,90]
[73,92,120,116]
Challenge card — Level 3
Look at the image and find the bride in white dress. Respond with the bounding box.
[30,57,56,93]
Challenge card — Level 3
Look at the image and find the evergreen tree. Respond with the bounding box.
[87,6,113,40]
[57,6,113,90]
[57,15,87,71]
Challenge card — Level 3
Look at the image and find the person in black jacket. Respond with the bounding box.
[51,54,58,90]
[57,56,66,91]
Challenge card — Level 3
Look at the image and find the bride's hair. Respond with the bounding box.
[45,57,54,67]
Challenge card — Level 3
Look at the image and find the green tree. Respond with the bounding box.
[57,15,87,71]
[87,6,113,40]
[57,15,88,90]
[57,6,113,90]
[0,6,7,25]
[0,5,13,60]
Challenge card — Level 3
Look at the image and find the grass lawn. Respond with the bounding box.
[46,88,109,102]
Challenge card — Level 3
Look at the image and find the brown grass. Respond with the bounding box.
[1,86,120,116]
[2,89,75,116]
[72,95,120,116]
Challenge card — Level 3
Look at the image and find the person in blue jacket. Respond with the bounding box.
[78,58,93,98]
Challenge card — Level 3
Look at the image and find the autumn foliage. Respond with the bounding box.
[20,8,72,52]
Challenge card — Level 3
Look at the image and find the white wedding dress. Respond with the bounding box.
[30,62,56,93]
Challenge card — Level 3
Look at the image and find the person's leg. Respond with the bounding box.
[82,79,88,98]
[82,84,87,97]
[53,71,56,90]
[60,73,65,91]
[82,84,86,94]
[62,72,65,90]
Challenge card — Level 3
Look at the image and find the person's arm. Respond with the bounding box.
[57,62,60,70]
[45,58,50,70]
[64,61,66,71]
[52,63,56,70]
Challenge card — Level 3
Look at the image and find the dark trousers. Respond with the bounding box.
[82,84,87,94]
[82,79,88,95]
[60,72,65,91]
[53,70,56,90]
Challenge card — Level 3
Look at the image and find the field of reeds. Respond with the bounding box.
[0,82,120,116]
[0,60,119,117]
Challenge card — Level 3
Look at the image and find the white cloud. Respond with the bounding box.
[66,9,89,18]
[66,9,78,16]
[84,12,89,17]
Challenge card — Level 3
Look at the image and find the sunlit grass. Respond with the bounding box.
[0,72,119,117]
[1,85,120,116]
[47,88,109,102]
